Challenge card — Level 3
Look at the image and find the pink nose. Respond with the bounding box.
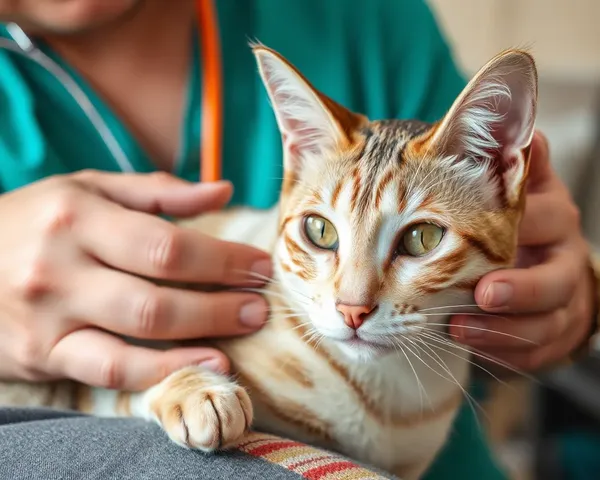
[336,303,376,330]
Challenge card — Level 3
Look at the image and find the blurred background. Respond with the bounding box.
[427,1,600,479]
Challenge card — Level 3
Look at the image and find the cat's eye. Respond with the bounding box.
[304,215,339,250]
[400,223,445,257]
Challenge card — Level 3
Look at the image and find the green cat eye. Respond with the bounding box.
[401,223,444,257]
[304,215,339,250]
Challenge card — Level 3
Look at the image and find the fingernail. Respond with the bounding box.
[250,258,272,279]
[484,282,513,308]
[199,358,226,373]
[239,299,268,328]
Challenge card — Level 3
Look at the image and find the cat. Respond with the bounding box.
[0,44,537,480]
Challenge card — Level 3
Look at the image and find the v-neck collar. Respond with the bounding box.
[36,28,200,177]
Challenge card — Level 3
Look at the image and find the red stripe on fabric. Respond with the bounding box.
[247,440,305,457]
[304,461,356,479]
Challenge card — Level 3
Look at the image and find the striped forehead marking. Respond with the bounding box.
[350,119,433,216]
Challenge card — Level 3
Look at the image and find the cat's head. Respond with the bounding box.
[252,44,538,362]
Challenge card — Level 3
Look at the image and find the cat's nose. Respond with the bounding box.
[336,303,377,330]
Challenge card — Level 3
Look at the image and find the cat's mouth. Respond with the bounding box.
[345,337,377,347]
[337,334,394,351]
[331,335,396,361]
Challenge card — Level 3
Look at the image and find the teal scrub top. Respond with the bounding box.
[0,1,507,479]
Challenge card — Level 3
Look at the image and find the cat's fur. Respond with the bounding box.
[0,45,537,479]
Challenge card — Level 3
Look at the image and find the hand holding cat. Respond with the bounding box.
[0,171,271,390]
[450,131,596,371]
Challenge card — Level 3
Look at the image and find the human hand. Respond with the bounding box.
[0,171,272,390]
[450,132,596,371]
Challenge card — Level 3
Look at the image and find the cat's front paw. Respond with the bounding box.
[145,366,253,452]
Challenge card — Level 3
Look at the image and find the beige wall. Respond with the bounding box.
[428,0,600,83]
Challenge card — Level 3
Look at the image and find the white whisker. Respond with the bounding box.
[418,304,482,313]
[289,320,313,332]
[400,340,434,411]
[417,331,508,389]
[391,340,426,413]
[418,330,538,383]
[422,320,537,346]
[407,337,485,423]
[232,268,275,284]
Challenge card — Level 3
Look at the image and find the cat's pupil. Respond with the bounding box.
[304,215,339,250]
[311,218,325,238]
[400,223,444,257]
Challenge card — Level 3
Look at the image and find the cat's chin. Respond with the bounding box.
[333,338,394,363]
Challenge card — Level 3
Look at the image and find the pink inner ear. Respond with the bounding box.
[282,132,300,158]
[283,118,327,157]
[483,96,520,173]
[488,71,535,166]
[431,53,537,207]
[256,48,361,175]
[271,86,331,158]
[446,66,536,171]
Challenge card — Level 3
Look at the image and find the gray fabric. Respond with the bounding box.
[0,407,305,480]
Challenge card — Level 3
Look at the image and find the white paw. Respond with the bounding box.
[145,366,253,451]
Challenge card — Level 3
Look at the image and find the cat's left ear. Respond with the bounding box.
[252,43,367,177]
[428,49,538,207]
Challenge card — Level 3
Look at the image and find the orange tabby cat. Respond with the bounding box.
[0,44,537,479]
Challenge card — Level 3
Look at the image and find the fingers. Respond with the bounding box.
[453,311,586,372]
[74,194,272,286]
[474,246,581,314]
[49,328,230,391]
[525,131,553,192]
[67,267,269,340]
[450,266,595,370]
[490,321,585,371]
[74,170,233,217]
[518,192,579,246]
[449,310,568,350]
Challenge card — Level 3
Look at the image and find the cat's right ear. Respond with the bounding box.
[425,49,538,207]
[252,43,366,176]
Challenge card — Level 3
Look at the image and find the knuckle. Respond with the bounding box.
[148,226,183,273]
[134,288,165,337]
[17,256,54,301]
[217,249,236,283]
[198,298,218,331]
[71,169,99,182]
[149,171,177,188]
[43,188,80,236]
[98,356,124,389]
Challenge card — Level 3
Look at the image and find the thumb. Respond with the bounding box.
[74,170,233,217]
[525,131,552,193]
